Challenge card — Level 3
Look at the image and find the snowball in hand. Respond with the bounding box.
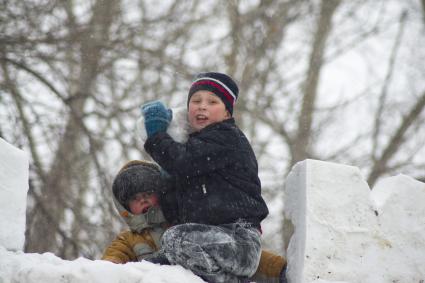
[137,107,190,144]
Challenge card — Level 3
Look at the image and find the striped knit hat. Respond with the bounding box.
[187,72,239,116]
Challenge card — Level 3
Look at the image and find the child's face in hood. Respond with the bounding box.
[128,192,159,215]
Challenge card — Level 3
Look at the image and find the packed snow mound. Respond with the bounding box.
[0,246,204,283]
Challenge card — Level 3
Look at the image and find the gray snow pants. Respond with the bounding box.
[160,222,262,283]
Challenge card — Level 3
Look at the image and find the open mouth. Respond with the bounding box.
[142,206,151,214]
[196,114,208,122]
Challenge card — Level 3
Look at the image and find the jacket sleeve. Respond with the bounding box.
[159,189,180,225]
[101,231,138,264]
[249,250,287,282]
[144,129,240,178]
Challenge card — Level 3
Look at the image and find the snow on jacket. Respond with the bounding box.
[144,118,269,228]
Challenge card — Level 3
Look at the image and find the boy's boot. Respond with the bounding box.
[280,264,288,283]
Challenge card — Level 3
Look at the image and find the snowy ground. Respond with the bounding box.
[0,246,204,283]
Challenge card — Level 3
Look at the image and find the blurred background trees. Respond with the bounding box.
[1,0,424,259]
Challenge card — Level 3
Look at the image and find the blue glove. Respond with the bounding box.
[141,100,172,137]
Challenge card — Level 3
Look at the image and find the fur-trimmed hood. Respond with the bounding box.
[112,160,168,233]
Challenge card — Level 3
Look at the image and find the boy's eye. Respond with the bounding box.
[209,98,220,104]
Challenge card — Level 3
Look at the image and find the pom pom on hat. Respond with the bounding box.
[187,72,239,116]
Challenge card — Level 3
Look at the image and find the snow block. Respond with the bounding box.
[284,160,375,283]
[284,159,425,283]
[0,138,29,251]
[370,175,425,282]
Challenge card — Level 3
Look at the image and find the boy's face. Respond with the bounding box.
[128,192,159,215]
[188,90,230,132]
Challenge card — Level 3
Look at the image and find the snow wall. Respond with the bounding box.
[284,160,425,283]
[0,138,29,251]
[1,139,425,283]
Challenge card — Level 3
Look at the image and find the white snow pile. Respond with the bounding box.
[0,246,204,283]
[285,160,425,283]
[1,137,425,283]
[0,138,29,251]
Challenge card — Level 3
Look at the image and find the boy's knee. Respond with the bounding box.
[162,224,190,252]
[162,225,182,242]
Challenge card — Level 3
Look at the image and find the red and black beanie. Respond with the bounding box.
[187,72,239,116]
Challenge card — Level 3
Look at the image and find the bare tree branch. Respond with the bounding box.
[0,56,47,183]
[368,92,425,186]
[372,10,407,159]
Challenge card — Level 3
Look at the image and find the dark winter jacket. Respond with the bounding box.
[144,118,269,228]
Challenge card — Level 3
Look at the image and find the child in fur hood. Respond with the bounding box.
[101,160,287,283]
[140,72,270,282]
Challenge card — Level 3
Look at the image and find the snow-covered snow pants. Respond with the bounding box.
[161,221,262,283]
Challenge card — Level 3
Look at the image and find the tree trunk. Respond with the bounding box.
[291,0,341,166]
[25,0,118,256]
